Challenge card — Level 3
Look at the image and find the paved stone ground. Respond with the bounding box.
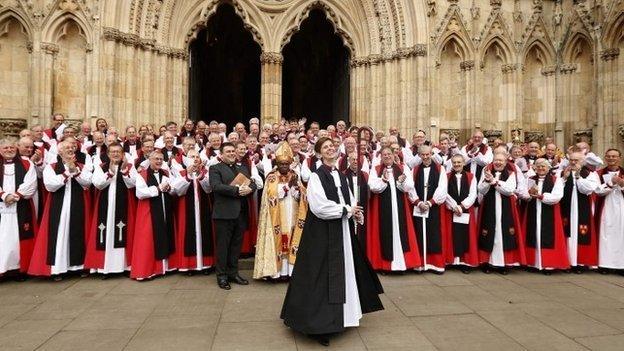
[1,266,624,351]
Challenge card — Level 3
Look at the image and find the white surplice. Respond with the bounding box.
[43,162,92,275]
[408,165,448,272]
[525,176,564,270]
[555,170,599,266]
[91,163,136,273]
[444,172,477,265]
[477,170,517,267]
[595,171,624,269]
[368,166,414,271]
[171,169,212,271]
[0,161,37,273]
[307,171,362,327]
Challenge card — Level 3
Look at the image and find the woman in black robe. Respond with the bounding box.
[281,137,384,346]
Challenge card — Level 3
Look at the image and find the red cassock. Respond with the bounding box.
[476,164,527,266]
[366,164,422,270]
[130,169,175,280]
[0,157,38,273]
[239,159,259,256]
[522,175,570,270]
[444,171,479,266]
[170,169,215,271]
[28,162,91,276]
[83,166,136,271]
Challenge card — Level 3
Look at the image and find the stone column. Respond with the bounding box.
[460,60,475,137]
[39,42,59,122]
[599,48,620,153]
[260,52,283,125]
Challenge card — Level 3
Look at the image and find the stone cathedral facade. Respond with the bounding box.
[0,0,622,153]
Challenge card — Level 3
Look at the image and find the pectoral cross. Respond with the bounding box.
[116,221,126,242]
[98,223,106,245]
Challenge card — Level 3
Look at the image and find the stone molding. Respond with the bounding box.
[102,27,187,59]
[524,130,544,143]
[600,48,620,61]
[351,44,427,67]
[0,118,28,138]
[260,52,283,65]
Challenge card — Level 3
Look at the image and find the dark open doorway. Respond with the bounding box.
[282,9,351,128]
[188,4,261,125]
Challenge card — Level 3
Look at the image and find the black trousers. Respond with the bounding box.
[214,218,243,279]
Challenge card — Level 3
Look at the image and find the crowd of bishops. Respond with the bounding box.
[0,113,623,283]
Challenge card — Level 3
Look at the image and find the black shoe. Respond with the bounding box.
[498,268,509,275]
[460,267,471,274]
[12,274,27,282]
[481,266,492,274]
[229,275,249,285]
[310,334,330,346]
[430,270,444,275]
[217,278,231,290]
[599,268,610,275]
[52,275,63,282]
[542,270,552,276]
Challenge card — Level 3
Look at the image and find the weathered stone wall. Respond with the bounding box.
[0,0,622,153]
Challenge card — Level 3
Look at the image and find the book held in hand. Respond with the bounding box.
[230,173,251,187]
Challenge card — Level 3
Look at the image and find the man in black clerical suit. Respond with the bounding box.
[209,142,257,290]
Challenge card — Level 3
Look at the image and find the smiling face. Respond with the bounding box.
[534,159,550,177]
[149,152,164,170]
[492,153,507,171]
[221,145,237,165]
[108,144,124,164]
[0,141,17,159]
[318,139,336,162]
[419,146,432,165]
[605,149,622,169]
[451,155,465,172]
[381,148,394,167]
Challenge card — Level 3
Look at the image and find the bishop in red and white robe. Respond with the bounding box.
[84,148,136,275]
[29,143,92,277]
[170,151,214,272]
[444,158,479,269]
[131,151,176,280]
[0,151,38,275]
[523,162,569,271]
[367,157,421,271]
[409,146,448,273]
[477,154,526,271]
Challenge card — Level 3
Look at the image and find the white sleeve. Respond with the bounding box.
[75,164,92,189]
[367,168,388,193]
[477,172,491,195]
[251,164,263,190]
[300,160,312,183]
[540,177,564,205]
[398,166,415,193]
[460,176,477,208]
[496,173,517,197]
[171,174,191,196]
[135,175,160,199]
[43,164,67,192]
[406,153,422,169]
[92,164,113,190]
[307,173,348,220]
[16,162,37,198]
[431,170,448,205]
[474,147,493,166]
[577,171,600,195]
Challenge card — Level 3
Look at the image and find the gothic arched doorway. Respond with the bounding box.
[282,9,351,127]
[188,4,261,125]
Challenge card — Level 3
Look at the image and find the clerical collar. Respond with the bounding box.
[422,163,432,168]
[3,160,14,164]
[454,170,463,175]
[321,164,337,172]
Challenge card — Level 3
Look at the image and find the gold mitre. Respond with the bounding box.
[275,141,294,163]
